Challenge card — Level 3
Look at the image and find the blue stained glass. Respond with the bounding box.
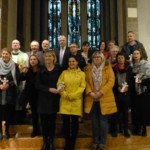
[48,0,61,49]
[87,0,101,48]
[68,0,81,47]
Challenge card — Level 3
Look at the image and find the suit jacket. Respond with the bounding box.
[54,47,70,71]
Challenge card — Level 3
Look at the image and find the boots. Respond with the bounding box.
[3,123,10,139]
[123,125,130,138]
[41,138,49,150]
[49,139,55,150]
[141,126,147,137]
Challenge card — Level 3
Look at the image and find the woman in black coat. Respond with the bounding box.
[36,51,61,150]
[21,54,41,137]
[0,48,19,139]
[131,49,150,136]
[110,52,132,137]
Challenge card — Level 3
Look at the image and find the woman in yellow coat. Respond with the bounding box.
[84,51,117,150]
[57,55,86,150]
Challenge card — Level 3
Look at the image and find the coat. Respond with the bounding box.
[84,62,117,115]
[36,66,61,114]
[57,68,86,116]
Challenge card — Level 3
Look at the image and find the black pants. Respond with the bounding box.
[63,114,79,150]
[0,104,15,133]
[40,113,57,142]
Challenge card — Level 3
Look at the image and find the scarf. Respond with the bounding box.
[132,60,150,95]
[0,58,17,86]
[92,60,105,91]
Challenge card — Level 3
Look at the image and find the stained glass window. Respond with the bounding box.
[48,0,61,49]
[87,0,100,48]
[68,0,81,47]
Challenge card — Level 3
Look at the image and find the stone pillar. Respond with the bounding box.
[7,0,17,49]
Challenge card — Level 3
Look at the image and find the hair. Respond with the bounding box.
[82,41,89,46]
[44,51,57,64]
[0,48,11,57]
[92,51,105,61]
[30,40,39,47]
[109,45,119,52]
[68,55,79,62]
[70,42,78,47]
[128,31,135,34]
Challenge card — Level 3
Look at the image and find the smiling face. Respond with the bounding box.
[92,54,102,66]
[1,49,11,63]
[42,40,50,51]
[30,41,39,53]
[117,55,125,65]
[68,57,78,69]
[59,36,67,48]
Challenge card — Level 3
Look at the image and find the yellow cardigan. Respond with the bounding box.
[84,62,117,115]
[57,68,86,116]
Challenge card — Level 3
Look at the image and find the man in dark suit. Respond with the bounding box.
[54,35,70,70]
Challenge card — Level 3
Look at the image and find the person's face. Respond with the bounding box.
[30,42,39,53]
[42,40,50,51]
[59,36,67,48]
[133,50,141,62]
[110,48,119,58]
[68,57,78,69]
[82,44,89,52]
[12,40,20,51]
[93,55,102,66]
[100,42,105,51]
[1,50,11,63]
[70,44,78,55]
[128,33,135,43]
[29,56,39,67]
[108,42,115,50]
[117,55,125,65]
[45,53,55,65]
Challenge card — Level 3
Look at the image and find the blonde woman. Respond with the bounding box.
[85,51,117,150]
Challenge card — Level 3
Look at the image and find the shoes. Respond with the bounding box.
[0,133,3,140]
[31,131,40,137]
[91,144,99,150]
[141,126,147,137]
[99,144,106,150]
[41,142,49,150]
[110,132,118,137]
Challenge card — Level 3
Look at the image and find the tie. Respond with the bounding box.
[59,49,64,65]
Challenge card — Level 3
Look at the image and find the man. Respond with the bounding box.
[121,31,148,61]
[11,39,29,124]
[12,39,29,73]
[41,39,50,52]
[69,43,86,71]
[108,45,119,67]
[27,40,44,65]
[55,35,70,70]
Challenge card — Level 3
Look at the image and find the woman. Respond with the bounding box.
[0,48,19,139]
[131,49,150,136]
[57,55,86,150]
[36,51,61,150]
[110,52,132,137]
[98,41,109,59]
[21,55,41,137]
[84,51,117,150]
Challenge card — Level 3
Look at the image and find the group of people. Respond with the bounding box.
[0,31,150,150]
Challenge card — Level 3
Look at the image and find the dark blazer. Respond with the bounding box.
[54,47,70,71]
[36,65,61,114]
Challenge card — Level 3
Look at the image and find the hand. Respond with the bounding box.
[22,67,28,74]
[95,92,103,98]
[49,88,59,94]
[89,92,96,98]
[0,84,9,90]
